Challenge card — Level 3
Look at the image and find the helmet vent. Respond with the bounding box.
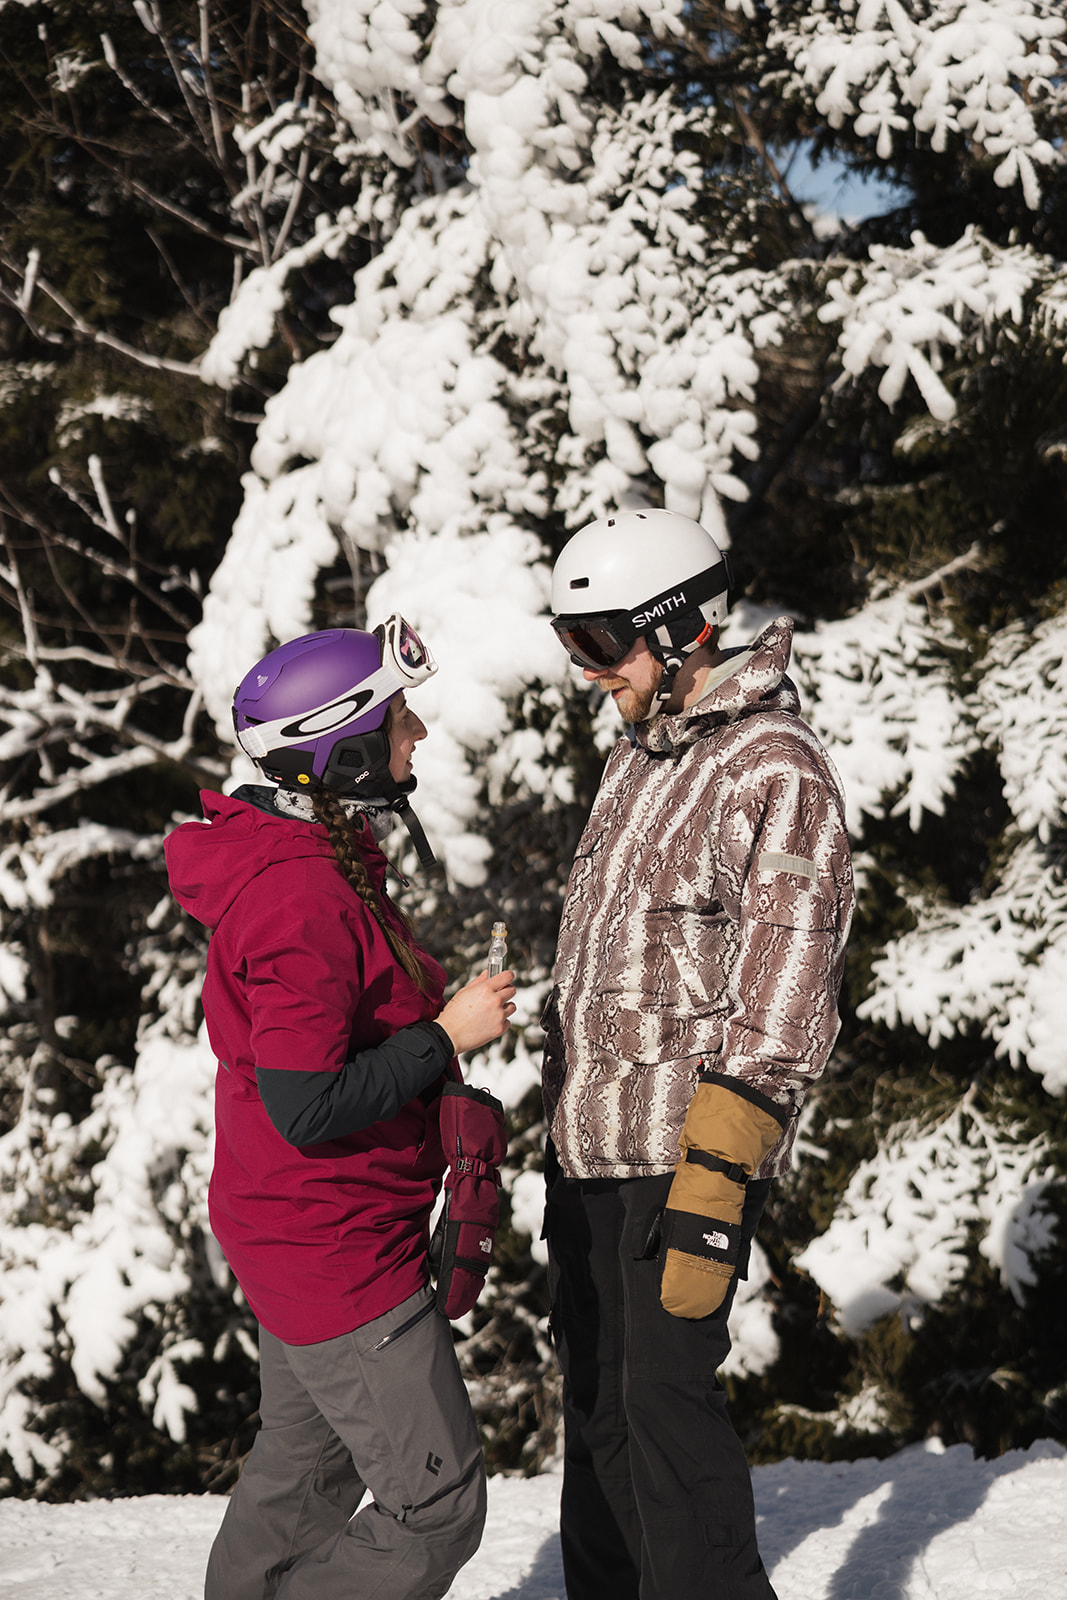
[569,577,589,589]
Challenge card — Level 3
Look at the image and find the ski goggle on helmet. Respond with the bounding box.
[232,614,437,795]
[550,508,731,673]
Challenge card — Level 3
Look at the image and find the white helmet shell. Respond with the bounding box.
[551,507,730,631]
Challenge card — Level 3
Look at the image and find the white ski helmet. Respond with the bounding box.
[550,508,730,708]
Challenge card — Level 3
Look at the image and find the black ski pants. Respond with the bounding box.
[545,1166,777,1600]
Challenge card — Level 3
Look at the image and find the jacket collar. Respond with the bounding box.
[224,784,390,890]
[634,615,800,755]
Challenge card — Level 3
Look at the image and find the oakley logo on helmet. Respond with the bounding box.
[278,689,374,742]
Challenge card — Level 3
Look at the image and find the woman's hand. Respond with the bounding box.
[437,970,516,1055]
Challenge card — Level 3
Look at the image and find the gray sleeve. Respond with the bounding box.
[256,1020,455,1146]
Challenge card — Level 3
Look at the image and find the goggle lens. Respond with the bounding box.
[396,617,430,671]
[552,617,631,671]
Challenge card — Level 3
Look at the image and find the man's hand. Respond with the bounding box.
[660,1073,786,1319]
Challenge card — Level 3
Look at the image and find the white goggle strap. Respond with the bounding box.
[235,661,404,761]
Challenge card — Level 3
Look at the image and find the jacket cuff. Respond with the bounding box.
[422,1019,457,1061]
[697,1068,789,1130]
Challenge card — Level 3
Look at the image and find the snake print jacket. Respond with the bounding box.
[542,615,854,1181]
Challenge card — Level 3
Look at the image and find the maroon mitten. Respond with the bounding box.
[431,1082,507,1319]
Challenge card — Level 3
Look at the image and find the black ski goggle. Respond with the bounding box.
[551,612,637,671]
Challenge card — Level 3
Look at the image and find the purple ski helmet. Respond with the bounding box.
[232,615,436,804]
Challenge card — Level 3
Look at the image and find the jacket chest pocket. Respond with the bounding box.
[649,903,733,1012]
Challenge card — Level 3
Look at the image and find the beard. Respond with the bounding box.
[598,661,664,724]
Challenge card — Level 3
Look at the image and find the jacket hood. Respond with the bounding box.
[164,789,381,932]
[636,615,800,756]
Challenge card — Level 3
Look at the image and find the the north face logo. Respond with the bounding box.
[478,1236,493,1255]
[703,1230,729,1251]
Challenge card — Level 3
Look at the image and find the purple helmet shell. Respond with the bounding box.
[233,629,398,788]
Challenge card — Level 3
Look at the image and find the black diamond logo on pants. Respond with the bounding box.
[426,1451,443,1476]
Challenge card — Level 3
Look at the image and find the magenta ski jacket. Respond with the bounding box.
[165,789,456,1344]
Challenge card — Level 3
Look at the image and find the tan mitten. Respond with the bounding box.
[660,1072,786,1319]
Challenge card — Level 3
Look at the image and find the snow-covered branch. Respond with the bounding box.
[0,463,225,833]
[817,227,1060,421]
[792,589,979,834]
[973,612,1067,842]
[860,838,1067,1096]
[3,0,348,394]
[765,0,1066,208]
[797,1093,1057,1335]
[200,211,365,389]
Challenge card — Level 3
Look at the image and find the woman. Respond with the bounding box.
[165,616,515,1600]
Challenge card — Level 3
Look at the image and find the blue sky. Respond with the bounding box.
[785,145,911,221]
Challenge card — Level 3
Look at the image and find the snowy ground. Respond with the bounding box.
[1,1439,1064,1598]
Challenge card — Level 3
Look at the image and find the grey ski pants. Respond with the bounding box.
[205,1285,486,1600]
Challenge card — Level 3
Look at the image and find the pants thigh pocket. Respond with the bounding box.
[353,1284,437,1356]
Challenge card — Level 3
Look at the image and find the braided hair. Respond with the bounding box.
[310,786,431,993]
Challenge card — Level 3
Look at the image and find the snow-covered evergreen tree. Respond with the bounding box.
[1,0,1066,1491]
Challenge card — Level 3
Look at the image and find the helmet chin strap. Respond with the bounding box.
[375,771,436,870]
[647,615,713,714]
[323,728,437,870]
[649,648,685,713]
[389,791,436,869]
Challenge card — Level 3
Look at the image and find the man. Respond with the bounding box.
[542,507,854,1600]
